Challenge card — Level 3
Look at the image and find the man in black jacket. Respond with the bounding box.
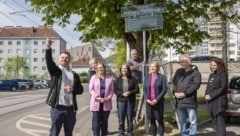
[172,55,201,136]
[45,38,83,136]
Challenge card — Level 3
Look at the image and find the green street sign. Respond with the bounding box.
[121,3,167,17]
[125,14,163,32]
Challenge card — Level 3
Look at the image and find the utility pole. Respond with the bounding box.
[222,20,228,75]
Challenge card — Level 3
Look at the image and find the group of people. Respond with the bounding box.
[44,37,228,136]
[173,55,228,136]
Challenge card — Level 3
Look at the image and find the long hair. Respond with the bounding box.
[211,58,226,73]
[96,62,106,78]
[119,64,132,78]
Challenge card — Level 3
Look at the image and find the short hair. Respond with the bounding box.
[60,51,71,58]
[89,58,97,65]
[179,55,191,63]
[150,60,160,71]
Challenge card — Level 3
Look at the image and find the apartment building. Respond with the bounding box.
[164,2,240,62]
[69,44,116,76]
[0,26,66,78]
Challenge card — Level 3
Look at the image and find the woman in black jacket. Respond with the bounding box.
[114,64,139,136]
[205,58,228,136]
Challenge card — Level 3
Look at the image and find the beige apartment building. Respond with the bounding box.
[0,26,66,78]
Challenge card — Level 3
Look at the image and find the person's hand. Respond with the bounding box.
[46,38,52,49]
[146,99,152,105]
[64,85,73,93]
[123,91,130,97]
[151,99,157,105]
[174,92,185,99]
[205,95,211,101]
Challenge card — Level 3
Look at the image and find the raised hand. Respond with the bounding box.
[46,38,52,49]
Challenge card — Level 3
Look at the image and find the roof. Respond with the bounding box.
[0,26,61,38]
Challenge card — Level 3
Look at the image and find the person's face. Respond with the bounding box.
[130,50,138,60]
[179,59,190,69]
[149,63,158,74]
[97,64,105,74]
[59,53,70,67]
[210,61,218,72]
[121,65,128,76]
[91,61,98,69]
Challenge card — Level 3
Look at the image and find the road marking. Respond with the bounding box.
[16,107,89,136]
[16,114,50,136]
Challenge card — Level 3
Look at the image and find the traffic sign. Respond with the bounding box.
[121,3,167,17]
[125,14,163,32]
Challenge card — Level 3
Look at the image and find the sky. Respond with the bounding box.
[0,0,82,48]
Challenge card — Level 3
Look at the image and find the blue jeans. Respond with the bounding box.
[176,108,197,136]
[117,101,135,136]
[50,106,76,136]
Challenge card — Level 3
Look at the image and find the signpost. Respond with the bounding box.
[121,3,166,134]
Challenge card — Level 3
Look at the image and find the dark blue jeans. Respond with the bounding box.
[50,106,76,136]
[92,107,110,136]
[117,101,135,136]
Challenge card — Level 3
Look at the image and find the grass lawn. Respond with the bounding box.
[133,97,210,135]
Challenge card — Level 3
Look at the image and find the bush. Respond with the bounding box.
[80,76,88,83]
[79,72,88,76]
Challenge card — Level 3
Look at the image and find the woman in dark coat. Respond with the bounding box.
[205,58,228,136]
[114,64,139,136]
[143,60,167,136]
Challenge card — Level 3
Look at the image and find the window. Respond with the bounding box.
[8,41,12,45]
[33,58,38,62]
[17,41,21,45]
[42,66,46,70]
[25,40,30,45]
[25,49,30,54]
[0,41,3,45]
[42,58,45,62]
[229,50,235,55]
[0,50,3,53]
[34,41,38,45]
[33,49,38,53]
[42,41,46,45]
[17,49,21,53]
[33,66,38,71]
[8,49,13,53]
[0,58,3,63]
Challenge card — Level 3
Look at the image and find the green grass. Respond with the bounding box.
[134,108,210,135]
[164,95,207,104]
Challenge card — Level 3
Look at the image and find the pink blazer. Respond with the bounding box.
[89,75,114,111]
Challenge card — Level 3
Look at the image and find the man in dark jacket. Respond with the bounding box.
[45,39,83,136]
[172,55,201,136]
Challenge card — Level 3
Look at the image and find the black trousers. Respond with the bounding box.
[212,111,226,136]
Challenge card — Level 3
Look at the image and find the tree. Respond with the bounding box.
[26,0,240,59]
[3,56,29,78]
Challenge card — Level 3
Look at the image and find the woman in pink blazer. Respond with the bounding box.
[89,62,114,136]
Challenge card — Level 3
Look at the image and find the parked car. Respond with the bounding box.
[0,80,19,91]
[11,79,30,90]
[32,79,45,89]
[42,80,50,88]
[191,55,218,61]
[226,76,240,123]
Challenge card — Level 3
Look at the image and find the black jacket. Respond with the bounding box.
[45,49,83,111]
[172,65,201,108]
[205,72,228,116]
[114,76,139,102]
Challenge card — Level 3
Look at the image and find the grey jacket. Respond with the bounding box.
[172,65,201,108]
